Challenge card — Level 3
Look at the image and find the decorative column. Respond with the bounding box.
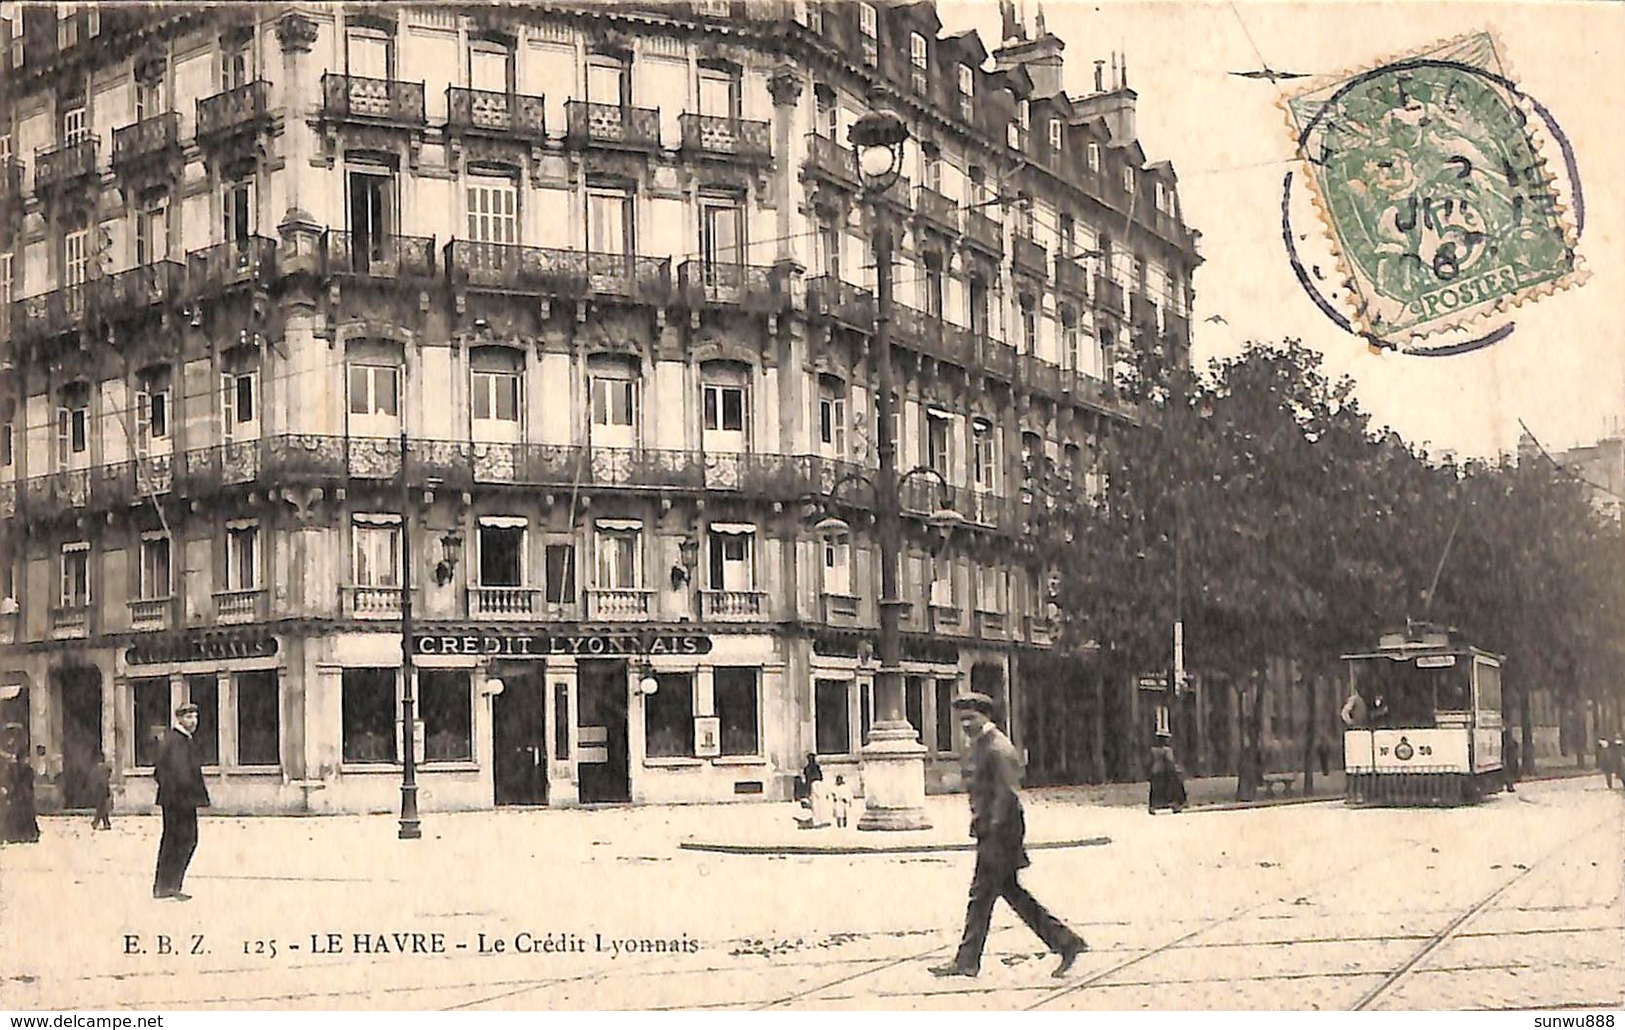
[275,11,323,270]
[767,66,803,260]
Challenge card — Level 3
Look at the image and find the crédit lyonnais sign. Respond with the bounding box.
[414,633,712,658]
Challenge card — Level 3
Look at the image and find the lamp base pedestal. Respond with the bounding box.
[857,721,933,831]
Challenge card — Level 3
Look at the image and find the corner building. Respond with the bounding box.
[0,2,1198,813]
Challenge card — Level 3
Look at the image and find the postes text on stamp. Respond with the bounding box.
[1281,33,1583,343]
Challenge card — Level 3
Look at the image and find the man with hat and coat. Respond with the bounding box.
[152,702,210,900]
[930,692,1087,979]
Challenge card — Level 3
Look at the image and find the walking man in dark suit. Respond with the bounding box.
[153,702,209,901]
[930,692,1087,979]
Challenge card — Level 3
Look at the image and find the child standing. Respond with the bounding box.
[831,774,853,828]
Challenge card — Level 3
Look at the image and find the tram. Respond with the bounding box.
[1341,622,1506,806]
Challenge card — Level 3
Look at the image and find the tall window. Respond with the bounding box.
[857,3,878,65]
[225,523,260,591]
[590,371,637,446]
[221,38,253,91]
[468,40,512,94]
[922,147,941,192]
[137,535,171,600]
[466,176,517,245]
[595,525,641,590]
[1048,118,1063,153]
[134,77,165,122]
[957,64,974,121]
[419,670,473,763]
[478,520,526,588]
[707,528,753,591]
[909,32,928,93]
[0,251,11,338]
[972,418,997,490]
[924,254,945,319]
[235,671,280,767]
[346,26,393,80]
[62,105,88,145]
[702,382,747,449]
[1123,166,1136,195]
[352,518,400,588]
[1062,312,1081,371]
[821,531,851,595]
[697,64,740,119]
[471,348,523,438]
[645,673,694,758]
[55,383,89,465]
[700,197,743,273]
[1020,294,1037,354]
[714,667,760,756]
[0,398,13,470]
[815,679,851,754]
[64,227,89,287]
[587,52,631,107]
[348,362,400,433]
[968,276,989,338]
[934,679,958,752]
[1087,141,1101,172]
[135,202,168,266]
[818,378,845,457]
[60,542,90,608]
[926,411,951,480]
[222,368,259,441]
[223,178,254,245]
[347,168,394,269]
[544,542,576,606]
[587,188,633,256]
[133,678,170,767]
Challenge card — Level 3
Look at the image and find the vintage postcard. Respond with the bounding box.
[0,0,1619,1017]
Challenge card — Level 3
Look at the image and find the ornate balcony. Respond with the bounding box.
[677,260,781,312]
[446,87,547,142]
[323,231,436,280]
[821,592,860,624]
[1065,369,1111,409]
[321,74,426,126]
[34,139,98,196]
[587,588,654,620]
[803,132,861,191]
[188,236,278,297]
[975,609,1008,639]
[445,241,589,297]
[890,302,930,351]
[111,112,180,177]
[929,603,963,634]
[1094,275,1124,314]
[805,275,873,329]
[128,597,172,631]
[343,585,402,618]
[93,261,185,321]
[700,589,767,620]
[469,586,543,619]
[979,337,1017,380]
[197,81,271,145]
[679,113,770,162]
[1025,614,1055,646]
[1130,292,1160,335]
[52,604,91,639]
[215,588,263,623]
[583,251,671,303]
[963,208,1002,255]
[1055,256,1088,296]
[564,101,660,152]
[1012,234,1048,278]
[1021,354,1063,398]
[915,185,959,233]
[11,286,89,344]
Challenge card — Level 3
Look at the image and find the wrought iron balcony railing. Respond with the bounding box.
[803,132,860,190]
[1055,256,1088,296]
[980,337,1017,380]
[805,275,873,328]
[94,261,185,318]
[677,260,780,311]
[679,113,770,161]
[1094,275,1124,314]
[583,250,671,302]
[323,230,436,279]
[321,74,426,125]
[915,185,959,232]
[1021,354,1063,398]
[446,87,547,141]
[111,112,180,170]
[188,236,278,296]
[34,139,98,193]
[564,100,661,151]
[1012,233,1048,278]
[963,208,1002,253]
[197,80,271,142]
[445,241,589,297]
[11,286,89,343]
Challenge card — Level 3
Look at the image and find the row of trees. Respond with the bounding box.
[1053,339,1625,796]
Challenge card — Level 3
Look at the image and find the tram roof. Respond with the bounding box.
[1342,622,1503,662]
[1340,646,1502,663]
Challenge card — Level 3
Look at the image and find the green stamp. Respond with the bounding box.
[1282,33,1582,341]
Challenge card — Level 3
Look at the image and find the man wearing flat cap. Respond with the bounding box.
[930,692,1087,978]
[152,702,210,901]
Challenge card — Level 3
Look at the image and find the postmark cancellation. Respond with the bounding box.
[1281,32,1586,344]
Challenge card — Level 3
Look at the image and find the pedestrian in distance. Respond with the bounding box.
[152,703,210,901]
[1316,737,1332,778]
[90,751,113,830]
[793,751,823,802]
[831,774,853,828]
[1599,736,1621,790]
[1147,732,1187,814]
[2,745,40,844]
[1502,724,1520,794]
[930,692,1087,980]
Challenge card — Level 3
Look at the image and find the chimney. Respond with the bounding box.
[1094,60,1105,92]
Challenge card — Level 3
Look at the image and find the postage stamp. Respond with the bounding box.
[1280,32,1585,343]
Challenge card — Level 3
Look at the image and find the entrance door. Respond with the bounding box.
[576,660,630,803]
[492,671,548,806]
[57,666,102,809]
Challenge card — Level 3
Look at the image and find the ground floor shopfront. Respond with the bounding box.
[4,624,1025,814]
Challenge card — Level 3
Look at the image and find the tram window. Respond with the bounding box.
[1476,661,1502,714]
[1435,664,1471,711]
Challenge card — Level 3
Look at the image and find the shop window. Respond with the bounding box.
[420,670,473,763]
[714,667,759,756]
[645,672,694,758]
[185,674,220,767]
[814,678,850,755]
[905,676,925,736]
[132,677,170,768]
[236,671,280,767]
[342,667,397,764]
[934,678,958,752]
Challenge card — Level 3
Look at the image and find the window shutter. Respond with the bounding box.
[221,374,235,440]
[135,389,150,455]
[56,407,69,465]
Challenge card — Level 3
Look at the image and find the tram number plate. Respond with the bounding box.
[1379,741,1432,761]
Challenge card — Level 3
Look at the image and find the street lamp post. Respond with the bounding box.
[849,108,932,831]
[398,430,421,840]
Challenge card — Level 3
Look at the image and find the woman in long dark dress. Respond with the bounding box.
[1147,733,1187,814]
[3,749,40,843]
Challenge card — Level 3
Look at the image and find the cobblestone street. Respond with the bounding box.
[2,777,1619,1011]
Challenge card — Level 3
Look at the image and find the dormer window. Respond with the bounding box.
[1122,166,1135,194]
[957,64,974,121]
[857,3,878,66]
[1087,141,1101,172]
[1048,118,1062,153]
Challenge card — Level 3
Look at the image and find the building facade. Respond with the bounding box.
[0,1,1198,813]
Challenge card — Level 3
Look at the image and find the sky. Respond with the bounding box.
[941,0,1625,459]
